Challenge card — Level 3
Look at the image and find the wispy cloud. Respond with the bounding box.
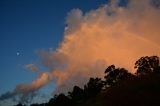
[25,64,40,73]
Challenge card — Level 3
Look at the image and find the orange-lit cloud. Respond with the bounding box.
[25,64,39,73]
[47,0,160,93]
[0,72,51,103]
[15,72,51,94]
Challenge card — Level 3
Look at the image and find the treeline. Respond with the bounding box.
[15,56,160,106]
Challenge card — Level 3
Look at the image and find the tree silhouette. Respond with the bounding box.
[84,77,104,97]
[104,65,133,87]
[14,103,26,106]
[135,56,160,75]
[30,104,39,106]
[47,97,55,106]
[68,86,85,103]
[104,65,117,86]
[47,93,71,106]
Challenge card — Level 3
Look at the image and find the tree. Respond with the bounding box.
[30,104,39,106]
[135,56,160,75]
[47,93,71,106]
[104,65,133,87]
[84,77,104,97]
[14,103,26,106]
[104,65,117,86]
[68,86,85,103]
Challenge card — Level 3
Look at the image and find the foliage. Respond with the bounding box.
[68,86,85,103]
[135,56,160,75]
[14,103,26,106]
[84,77,104,97]
[104,65,133,86]
[47,93,71,106]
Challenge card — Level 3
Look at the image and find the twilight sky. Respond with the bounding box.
[0,0,160,105]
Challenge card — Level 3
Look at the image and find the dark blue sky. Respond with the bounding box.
[0,0,109,104]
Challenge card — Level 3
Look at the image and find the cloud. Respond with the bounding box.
[25,64,39,72]
[49,0,160,93]
[0,91,17,101]
[15,72,51,93]
[0,72,51,103]
[1,0,160,103]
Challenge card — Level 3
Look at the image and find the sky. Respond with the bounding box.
[0,0,160,105]
[0,0,109,105]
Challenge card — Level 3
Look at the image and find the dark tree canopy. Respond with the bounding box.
[14,103,26,106]
[49,93,71,106]
[135,56,160,75]
[68,86,84,102]
[104,65,133,86]
[84,77,104,97]
[30,104,39,106]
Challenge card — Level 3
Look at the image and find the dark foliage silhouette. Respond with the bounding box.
[68,86,85,103]
[104,65,134,87]
[47,93,71,106]
[14,103,26,106]
[135,56,160,75]
[84,77,104,97]
[30,104,39,106]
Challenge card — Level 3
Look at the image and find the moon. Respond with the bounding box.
[16,52,20,56]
